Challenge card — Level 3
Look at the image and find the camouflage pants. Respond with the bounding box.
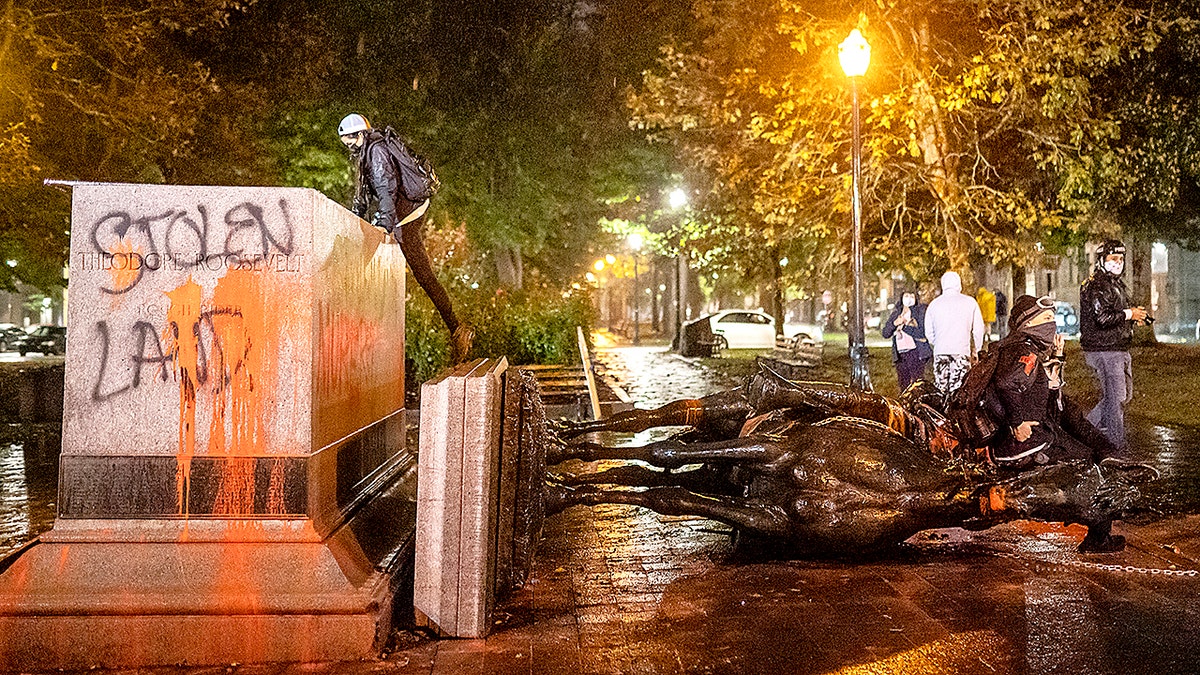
[934,354,972,399]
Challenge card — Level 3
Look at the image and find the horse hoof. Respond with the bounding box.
[1078,533,1126,554]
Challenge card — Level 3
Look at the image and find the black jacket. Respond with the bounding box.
[985,336,1057,461]
[985,335,1118,465]
[352,131,419,232]
[1079,269,1132,352]
[881,302,933,363]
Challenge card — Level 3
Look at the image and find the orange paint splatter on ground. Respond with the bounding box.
[165,278,204,515]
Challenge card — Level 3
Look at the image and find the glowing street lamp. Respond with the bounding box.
[839,27,873,392]
[668,188,688,210]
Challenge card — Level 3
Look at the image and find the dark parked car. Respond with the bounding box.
[15,325,67,356]
[1054,301,1079,337]
[0,324,26,352]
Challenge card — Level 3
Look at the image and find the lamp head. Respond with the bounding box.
[668,188,688,210]
[839,29,871,78]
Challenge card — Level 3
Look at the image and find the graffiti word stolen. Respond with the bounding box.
[80,200,298,295]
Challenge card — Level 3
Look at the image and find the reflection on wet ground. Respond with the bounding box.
[1137,424,1200,516]
[0,442,56,556]
[4,347,1200,674]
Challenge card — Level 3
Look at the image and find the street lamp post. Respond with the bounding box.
[628,232,644,345]
[668,188,688,351]
[839,28,873,392]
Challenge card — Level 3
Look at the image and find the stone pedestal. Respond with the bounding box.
[0,183,414,668]
[413,362,547,638]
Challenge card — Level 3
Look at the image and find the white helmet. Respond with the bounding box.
[337,113,371,136]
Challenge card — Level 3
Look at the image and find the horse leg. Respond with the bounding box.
[559,464,738,494]
[549,436,786,469]
[556,389,751,439]
[546,484,790,538]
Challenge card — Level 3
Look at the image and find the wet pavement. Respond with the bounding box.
[5,345,1200,673]
[0,445,55,556]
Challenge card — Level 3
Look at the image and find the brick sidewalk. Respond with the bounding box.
[372,505,1200,675]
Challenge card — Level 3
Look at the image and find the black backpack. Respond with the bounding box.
[944,343,1004,449]
[381,127,441,202]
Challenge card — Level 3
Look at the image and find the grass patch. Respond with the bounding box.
[692,338,1200,429]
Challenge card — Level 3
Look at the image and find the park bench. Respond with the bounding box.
[756,333,824,379]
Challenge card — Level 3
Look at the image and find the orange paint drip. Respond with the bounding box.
[207,269,291,515]
[988,485,1008,513]
[105,237,144,296]
[884,399,906,435]
[165,278,204,515]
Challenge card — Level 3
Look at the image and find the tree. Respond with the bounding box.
[629,0,1179,297]
[0,0,259,291]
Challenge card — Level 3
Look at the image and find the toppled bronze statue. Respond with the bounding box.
[546,367,1155,557]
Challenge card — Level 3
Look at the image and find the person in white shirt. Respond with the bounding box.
[924,271,985,400]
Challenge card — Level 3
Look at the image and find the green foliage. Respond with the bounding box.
[405,281,594,385]
[469,289,594,366]
[629,0,1197,288]
[263,107,354,199]
[404,295,453,386]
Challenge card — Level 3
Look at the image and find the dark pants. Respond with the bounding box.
[894,349,927,392]
[994,395,1126,471]
[1084,351,1132,451]
[395,215,460,335]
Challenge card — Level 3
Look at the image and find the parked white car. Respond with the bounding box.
[706,310,824,349]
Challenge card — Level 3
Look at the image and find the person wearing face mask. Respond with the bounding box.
[338,113,474,363]
[881,287,932,392]
[984,294,1131,552]
[1079,239,1148,451]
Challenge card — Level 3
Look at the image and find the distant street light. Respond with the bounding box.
[669,188,688,210]
[839,28,873,392]
[628,232,644,345]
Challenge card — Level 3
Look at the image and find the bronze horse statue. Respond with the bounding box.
[546,367,1153,557]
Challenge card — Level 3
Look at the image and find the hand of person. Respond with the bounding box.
[1130,306,1149,323]
[370,212,394,237]
[894,315,907,327]
[1013,421,1039,442]
[1053,333,1065,355]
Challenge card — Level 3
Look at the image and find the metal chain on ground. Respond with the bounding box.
[907,541,1200,578]
[990,550,1200,577]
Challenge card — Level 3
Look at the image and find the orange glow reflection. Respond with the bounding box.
[824,630,1011,674]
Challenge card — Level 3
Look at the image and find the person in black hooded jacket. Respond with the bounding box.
[338,113,474,362]
[984,294,1131,552]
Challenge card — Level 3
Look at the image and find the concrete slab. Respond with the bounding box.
[414,359,509,638]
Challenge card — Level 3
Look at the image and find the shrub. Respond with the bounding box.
[405,282,594,385]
